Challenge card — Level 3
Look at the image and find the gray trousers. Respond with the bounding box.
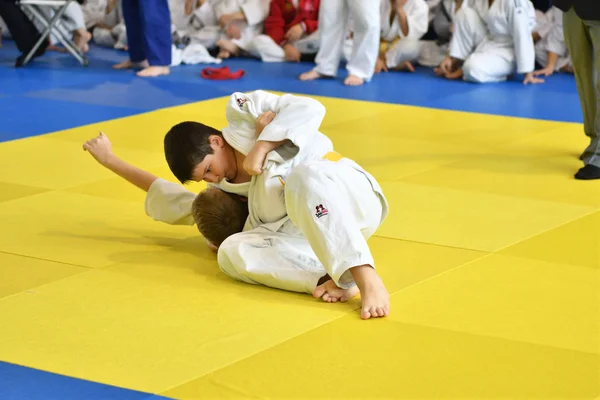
[563,7,600,167]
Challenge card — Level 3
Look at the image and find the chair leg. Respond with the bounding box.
[18,1,87,66]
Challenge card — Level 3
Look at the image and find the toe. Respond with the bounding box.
[312,284,327,299]
[361,307,371,320]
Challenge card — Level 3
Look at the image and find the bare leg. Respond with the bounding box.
[74,29,91,53]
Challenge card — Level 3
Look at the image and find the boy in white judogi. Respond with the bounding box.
[299,0,381,86]
[244,0,321,63]
[161,90,390,319]
[82,132,347,300]
[207,0,270,58]
[84,0,128,50]
[436,0,540,84]
[372,0,429,73]
[82,91,390,319]
[531,6,573,77]
[385,0,463,72]
[28,1,91,52]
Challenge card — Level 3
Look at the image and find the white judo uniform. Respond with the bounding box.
[180,0,269,52]
[247,0,321,63]
[312,0,381,81]
[448,0,536,83]
[533,6,571,71]
[413,0,458,67]
[379,0,430,69]
[28,1,87,46]
[146,90,389,294]
[85,0,127,50]
[249,30,320,62]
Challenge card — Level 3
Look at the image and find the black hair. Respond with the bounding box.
[164,121,222,183]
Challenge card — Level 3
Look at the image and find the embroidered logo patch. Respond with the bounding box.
[315,204,328,218]
[236,97,247,109]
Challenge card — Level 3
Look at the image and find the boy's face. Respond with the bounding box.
[191,135,237,183]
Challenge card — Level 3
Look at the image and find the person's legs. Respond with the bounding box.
[218,226,360,300]
[114,0,148,69]
[0,0,47,63]
[299,0,347,80]
[139,0,172,66]
[345,0,381,84]
[285,160,389,319]
[563,8,600,178]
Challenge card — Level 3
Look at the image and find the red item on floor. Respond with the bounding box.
[200,66,245,80]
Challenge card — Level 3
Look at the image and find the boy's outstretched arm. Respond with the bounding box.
[83,132,158,192]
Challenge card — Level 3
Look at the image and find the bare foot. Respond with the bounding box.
[444,68,463,80]
[217,50,231,59]
[136,65,170,77]
[344,74,364,86]
[216,39,239,56]
[74,29,91,53]
[313,279,359,303]
[374,58,387,73]
[350,265,390,320]
[396,61,415,72]
[113,59,149,70]
[299,69,324,81]
[47,44,68,53]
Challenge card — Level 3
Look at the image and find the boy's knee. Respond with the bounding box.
[253,34,271,46]
[462,55,487,83]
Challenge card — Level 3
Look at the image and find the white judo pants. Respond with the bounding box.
[383,39,449,69]
[93,23,127,49]
[218,159,385,294]
[449,7,516,83]
[185,26,223,49]
[250,30,320,62]
[314,0,381,81]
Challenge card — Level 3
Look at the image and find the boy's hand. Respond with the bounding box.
[396,0,407,13]
[185,0,194,15]
[243,143,269,176]
[532,66,554,77]
[285,24,304,42]
[226,23,242,39]
[83,132,114,165]
[523,72,544,85]
[255,110,276,135]
[284,43,301,62]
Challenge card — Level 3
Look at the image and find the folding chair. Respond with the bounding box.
[17,0,88,67]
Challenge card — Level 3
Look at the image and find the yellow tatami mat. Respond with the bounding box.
[0,95,598,399]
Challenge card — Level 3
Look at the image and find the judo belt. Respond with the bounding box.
[379,37,401,54]
[323,151,343,162]
[277,152,343,187]
[200,66,245,80]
